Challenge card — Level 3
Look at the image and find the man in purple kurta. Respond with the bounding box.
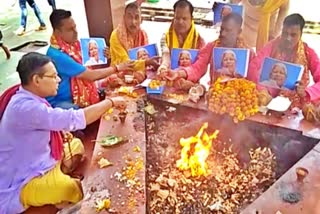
[0,52,126,213]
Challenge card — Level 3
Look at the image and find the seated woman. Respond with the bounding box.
[103,2,159,88]
[0,52,126,213]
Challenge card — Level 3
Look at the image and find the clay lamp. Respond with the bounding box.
[118,104,128,124]
[296,167,309,183]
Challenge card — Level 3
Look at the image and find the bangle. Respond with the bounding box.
[106,98,114,107]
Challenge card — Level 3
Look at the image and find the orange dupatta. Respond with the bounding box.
[50,35,99,108]
[212,36,248,49]
[116,20,148,52]
[108,19,148,83]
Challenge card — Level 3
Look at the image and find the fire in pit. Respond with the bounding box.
[146,98,319,214]
[147,123,277,213]
[145,100,281,213]
[176,122,219,177]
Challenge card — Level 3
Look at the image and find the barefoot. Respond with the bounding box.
[1,44,10,59]
[57,202,82,214]
[56,202,72,210]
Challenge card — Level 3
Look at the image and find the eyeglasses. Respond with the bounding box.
[42,74,59,80]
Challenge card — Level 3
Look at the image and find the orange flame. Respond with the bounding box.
[176,123,219,177]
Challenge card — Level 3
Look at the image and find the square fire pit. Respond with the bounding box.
[145,97,318,213]
[79,95,319,214]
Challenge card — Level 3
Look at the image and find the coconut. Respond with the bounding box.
[195,84,205,96]
[188,85,203,103]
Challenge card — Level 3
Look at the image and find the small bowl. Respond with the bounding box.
[258,106,268,115]
[124,75,134,83]
[296,167,309,182]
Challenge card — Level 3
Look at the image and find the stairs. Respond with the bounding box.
[141,3,213,26]
[304,21,320,35]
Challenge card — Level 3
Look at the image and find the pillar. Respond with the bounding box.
[83,0,126,45]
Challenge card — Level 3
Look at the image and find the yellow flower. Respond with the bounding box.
[107,108,113,114]
[208,79,259,123]
[133,145,141,152]
[95,199,111,212]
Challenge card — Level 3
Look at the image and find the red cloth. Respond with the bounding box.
[50,35,99,108]
[0,84,63,160]
[0,84,20,120]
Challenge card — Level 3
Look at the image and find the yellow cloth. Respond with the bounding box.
[20,138,85,209]
[165,21,199,50]
[110,30,145,72]
[256,0,288,51]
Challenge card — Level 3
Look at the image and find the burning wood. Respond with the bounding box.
[157,189,169,200]
[176,122,219,177]
[147,123,277,213]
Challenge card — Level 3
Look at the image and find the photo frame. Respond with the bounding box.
[259,57,304,90]
[213,47,250,78]
[213,2,243,25]
[170,48,199,69]
[128,43,159,60]
[80,38,107,66]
